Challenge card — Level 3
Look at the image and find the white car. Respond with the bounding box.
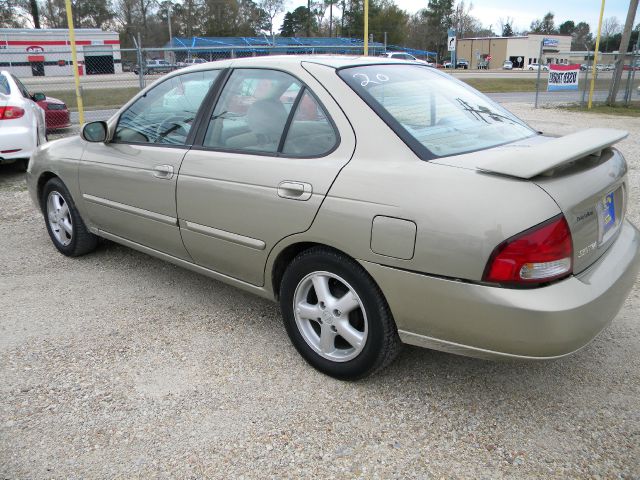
[178,58,208,68]
[380,52,434,66]
[527,63,549,71]
[0,71,47,170]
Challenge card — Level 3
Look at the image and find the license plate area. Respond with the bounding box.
[597,187,623,244]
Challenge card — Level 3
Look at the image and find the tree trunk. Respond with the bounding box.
[329,1,333,37]
[29,0,40,28]
[607,0,639,105]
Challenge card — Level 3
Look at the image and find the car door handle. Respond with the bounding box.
[277,181,312,201]
[153,164,174,179]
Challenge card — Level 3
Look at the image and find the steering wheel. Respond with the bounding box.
[155,116,192,143]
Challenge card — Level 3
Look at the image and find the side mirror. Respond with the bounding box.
[82,121,108,143]
[32,92,46,102]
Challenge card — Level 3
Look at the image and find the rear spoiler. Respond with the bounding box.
[478,128,628,179]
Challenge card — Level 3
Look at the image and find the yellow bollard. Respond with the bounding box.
[65,0,84,124]
[588,0,606,109]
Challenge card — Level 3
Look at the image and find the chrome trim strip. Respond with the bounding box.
[95,229,272,299]
[398,330,588,361]
[181,219,266,250]
[82,194,177,226]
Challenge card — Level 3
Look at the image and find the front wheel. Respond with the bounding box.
[42,177,98,257]
[280,247,401,380]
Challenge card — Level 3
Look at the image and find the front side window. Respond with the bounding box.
[114,70,219,145]
[339,64,535,158]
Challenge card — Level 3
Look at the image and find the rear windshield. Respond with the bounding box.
[338,64,535,158]
[0,75,10,95]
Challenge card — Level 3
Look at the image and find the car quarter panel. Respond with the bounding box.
[359,220,640,358]
[296,62,561,282]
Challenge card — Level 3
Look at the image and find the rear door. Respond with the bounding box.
[176,67,355,286]
[80,69,221,259]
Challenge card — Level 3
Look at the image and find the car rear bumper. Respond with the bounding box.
[360,220,640,359]
[0,125,35,161]
[45,110,71,130]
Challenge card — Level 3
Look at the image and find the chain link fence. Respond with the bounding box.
[2,45,638,138]
[526,51,640,109]
[2,44,387,137]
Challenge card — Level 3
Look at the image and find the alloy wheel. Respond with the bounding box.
[46,191,73,246]
[293,271,368,362]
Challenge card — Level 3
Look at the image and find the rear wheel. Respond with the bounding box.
[280,247,401,380]
[42,177,98,257]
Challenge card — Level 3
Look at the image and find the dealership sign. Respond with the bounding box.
[543,38,559,47]
[547,64,580,91]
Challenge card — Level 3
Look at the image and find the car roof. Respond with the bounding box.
[177,54,417,75]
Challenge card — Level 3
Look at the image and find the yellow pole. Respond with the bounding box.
[363,0,369,56]
[588,0,606,109]
[64,0,84,124]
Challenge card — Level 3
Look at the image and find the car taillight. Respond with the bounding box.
[0,106,25,120]
[483,215,573,286]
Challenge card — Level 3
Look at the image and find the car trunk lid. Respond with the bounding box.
[432,129,629,274]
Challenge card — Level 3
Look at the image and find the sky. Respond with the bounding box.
[278,0,636,35]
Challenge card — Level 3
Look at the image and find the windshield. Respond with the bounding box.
[338,64,535,158]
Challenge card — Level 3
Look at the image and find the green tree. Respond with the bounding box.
[502,23,514,36]
[559,20,574,35]
[280,6,315,36]
[530,11,557,34]
[424,0,453,59]
[571,21,592,50]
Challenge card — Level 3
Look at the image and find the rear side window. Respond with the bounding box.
[0,75,10,95]
[282,91,337,156]
[114,70,219,145]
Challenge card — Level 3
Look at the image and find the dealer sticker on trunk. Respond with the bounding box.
[597,189,619,244]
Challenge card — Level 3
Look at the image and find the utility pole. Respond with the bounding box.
[307,0,311,37]
[167,3,172,43]
[363,0,368,55]
[606,0,639,105]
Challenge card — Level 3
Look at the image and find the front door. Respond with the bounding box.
[177,68,355,285]
[80,69,222,259]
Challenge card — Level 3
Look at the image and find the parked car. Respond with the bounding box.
[379,52,434,66]
[178,58,208,68]
[133,59,177,75]
[36,95,71,131]
[442,60,453,68]
[0,71,47,170]
[527,62,549,71]
[26,56,640,379]
[456,58,469,69]
[502,60,513,70]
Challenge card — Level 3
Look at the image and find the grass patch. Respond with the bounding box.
[460,77,640,93]
[559,101,640,117]
[45,87,141,111]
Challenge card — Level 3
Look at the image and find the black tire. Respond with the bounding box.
[280,247,401,380]
[41,177,98,257]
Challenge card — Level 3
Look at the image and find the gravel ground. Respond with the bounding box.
[1,105,639,479]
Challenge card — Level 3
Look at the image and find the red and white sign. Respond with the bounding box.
[25,45,45,53]
[547,64,580,92]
